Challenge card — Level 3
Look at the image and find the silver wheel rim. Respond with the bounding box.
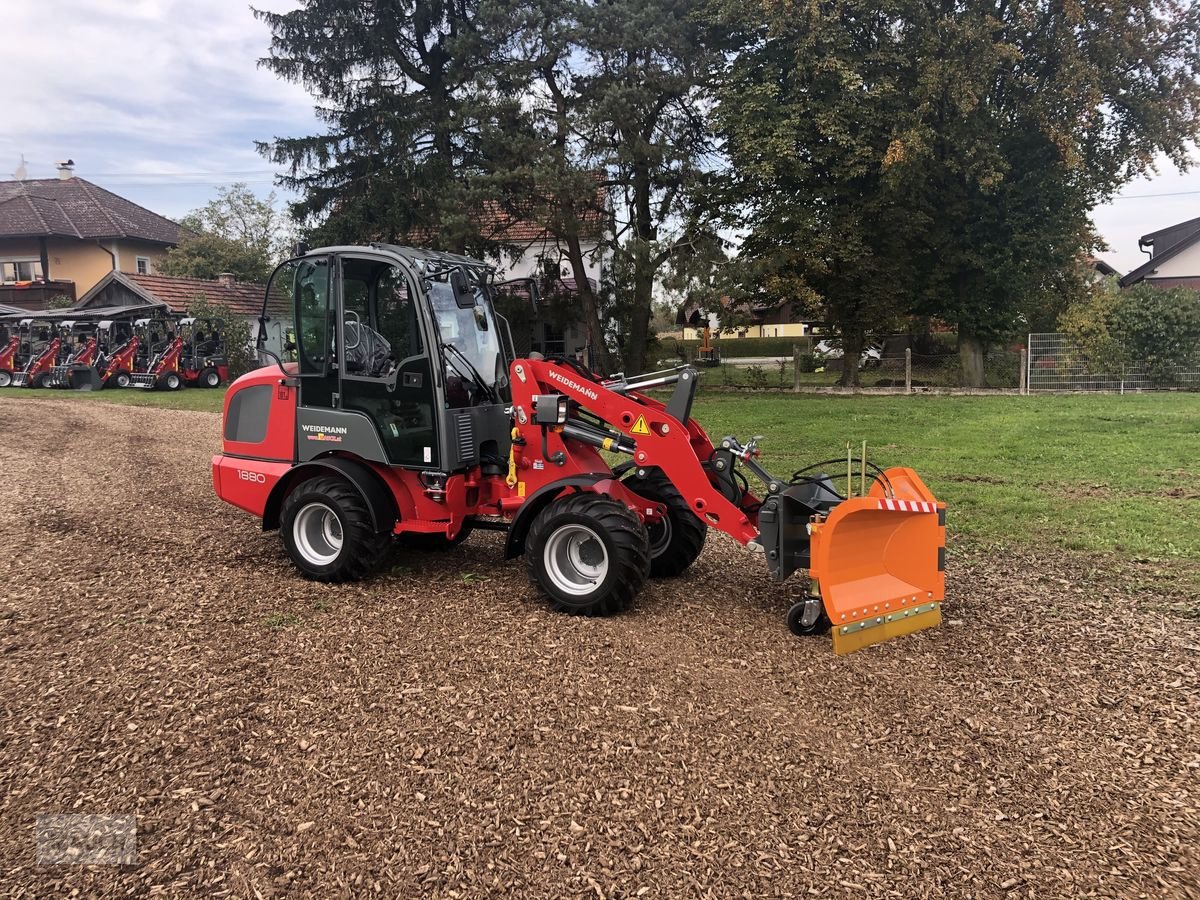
[294,502,343,566]
[647,514,672,558]
[543,524,608,596]
[0,372,10,387]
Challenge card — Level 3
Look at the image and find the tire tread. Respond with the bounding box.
[280,475,391,583]
[526,492,649,616]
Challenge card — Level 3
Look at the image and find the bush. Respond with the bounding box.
[744,365,768,389]
[658,335,813,360]
[1060,282,1200,384]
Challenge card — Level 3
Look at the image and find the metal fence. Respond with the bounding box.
[1027,333,1200,393]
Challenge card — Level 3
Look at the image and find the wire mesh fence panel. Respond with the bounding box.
[1028,333,1200,392]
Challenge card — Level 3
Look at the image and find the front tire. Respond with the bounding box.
[112,371,131,388]
[199,368,221,388]
[160,372,183,391]
[280,476,392,582]
[526,492,650,616]
[624,467,707,577]
[32,372,50,389]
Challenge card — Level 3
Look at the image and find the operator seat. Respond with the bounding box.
[343,320,395,377]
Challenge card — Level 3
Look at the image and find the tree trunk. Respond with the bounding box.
[958,325,985,387]
[624,164,656,375]
[838,329,864,387]
[563,233,613,374]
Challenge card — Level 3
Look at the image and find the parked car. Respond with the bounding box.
[814,339,883,368]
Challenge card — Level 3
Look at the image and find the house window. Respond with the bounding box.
[542,323,566,357]
[136,257,151,275]
[1,259,43,283]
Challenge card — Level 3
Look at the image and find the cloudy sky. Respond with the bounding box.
[3,0,1195,275]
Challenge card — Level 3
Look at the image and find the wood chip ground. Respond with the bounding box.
[0,397,1197,898]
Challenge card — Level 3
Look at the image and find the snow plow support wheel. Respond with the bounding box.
[280,475,392,583]
[625,467,707,577]
[526,492,649,616]
[787,601,831,637]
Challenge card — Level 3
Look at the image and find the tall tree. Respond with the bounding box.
[253,0,504,251]
[159,184,289,283]
[715,0,915,385]
[718,0,1200,386]
[257,0,721,375]
[885,0,1200,384]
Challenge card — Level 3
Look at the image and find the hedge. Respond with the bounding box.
[656,335,814,360]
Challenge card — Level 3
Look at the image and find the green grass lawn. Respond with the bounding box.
[0,385,227,413]
[687,392,1200,565]
[6,385,1196,569]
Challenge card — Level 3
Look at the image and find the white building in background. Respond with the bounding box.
[1120,217,1200,290]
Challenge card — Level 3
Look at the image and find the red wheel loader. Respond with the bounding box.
[129,318,186,391]
[10,321,64,388]
[0,323,19,388]
[45,321,100,389]
[213,246,946,654]
[177,317,229,387]
[96,322,144,389]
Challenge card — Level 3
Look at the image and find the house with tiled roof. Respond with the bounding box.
[71,269,289,357]
[0,162,182,310]
[481,196,610,360]
[1120,216,1200,289]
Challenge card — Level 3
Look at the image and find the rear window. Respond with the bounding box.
[224,385,271,444]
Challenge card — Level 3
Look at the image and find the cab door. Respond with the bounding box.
[337,255,440,469]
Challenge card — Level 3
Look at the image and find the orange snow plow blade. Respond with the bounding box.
[809,468,946,655]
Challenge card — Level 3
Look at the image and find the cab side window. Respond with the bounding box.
[376,266,422,361]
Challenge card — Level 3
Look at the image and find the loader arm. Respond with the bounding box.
[510,359,760,547]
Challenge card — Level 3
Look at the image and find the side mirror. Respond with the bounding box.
[450,268,476,309]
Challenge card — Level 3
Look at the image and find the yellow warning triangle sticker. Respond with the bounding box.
[631,414,651,436]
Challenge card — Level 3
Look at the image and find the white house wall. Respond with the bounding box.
[1147,241,1200,278]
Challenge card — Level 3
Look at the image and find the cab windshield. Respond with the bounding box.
[427,278,509,406]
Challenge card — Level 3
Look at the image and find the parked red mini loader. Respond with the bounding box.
[177,317,229,387]
[0,328,19,388]
[213,246,946,655]
[11,323,64,388]
[45,321,99,389]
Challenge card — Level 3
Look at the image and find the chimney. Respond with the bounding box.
[56,159,75,180]
[217,272,236,286]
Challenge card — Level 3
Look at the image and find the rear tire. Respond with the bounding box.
[624,467,707,577]
[280,475,392,582]
[526,492,649,616]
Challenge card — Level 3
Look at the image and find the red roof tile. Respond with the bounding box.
[126,273,266,316]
